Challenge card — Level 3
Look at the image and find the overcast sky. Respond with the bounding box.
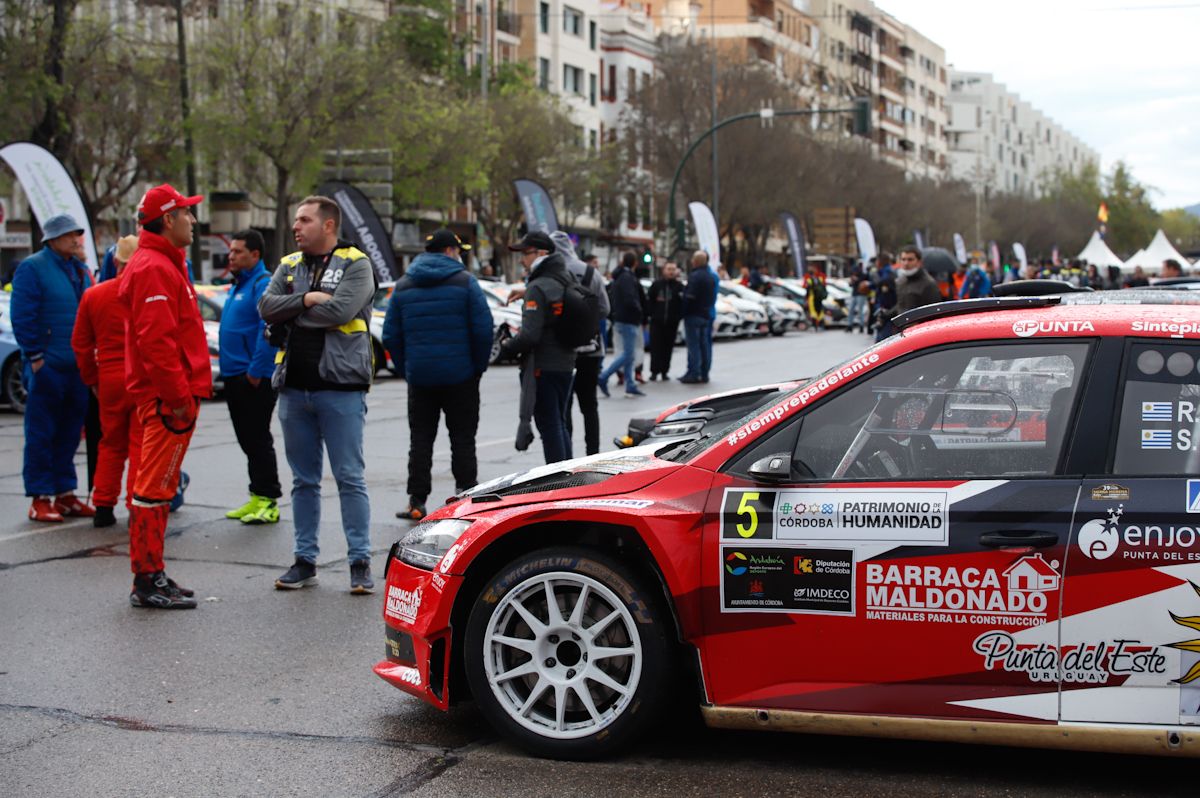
[876,0,1200,210]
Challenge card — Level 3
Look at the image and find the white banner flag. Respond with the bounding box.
[0,142,98,270]
[854,218,877,263]
[953,233,968,264]
[688,201,721,269]
[1012,242,1028,269]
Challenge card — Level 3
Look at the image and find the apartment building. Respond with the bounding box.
[681,0,821,90]
[809,0,949,179]
[947,70,1098,197]
[599,1,658,249]
[517,0,604,149]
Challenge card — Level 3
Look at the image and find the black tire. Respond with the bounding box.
[2,355,25,413]
[463,546,672,760]
[489,326,509,366]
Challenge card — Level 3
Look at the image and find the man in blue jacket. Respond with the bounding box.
[383,229,492,520]
[10,213,96,522]
[680,250,717,384]
[220,229,281,525]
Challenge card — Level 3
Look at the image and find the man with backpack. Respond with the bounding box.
[500,231,581,464]
[551,232,610,456]
[384,229,493,520]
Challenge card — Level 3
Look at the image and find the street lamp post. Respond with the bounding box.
[667,101,872,255]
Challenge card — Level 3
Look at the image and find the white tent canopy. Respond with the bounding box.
[1076,231,1124,268]
[1122,229,1194,272]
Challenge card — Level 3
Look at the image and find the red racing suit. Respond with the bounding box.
[118,231,212,575]
[71,275,141,509]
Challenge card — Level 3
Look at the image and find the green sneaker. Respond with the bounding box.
[225,495,259,520]
[240,496,279,525]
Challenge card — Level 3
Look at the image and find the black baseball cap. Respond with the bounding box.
[425,228,471,252]
[509,231,556,253]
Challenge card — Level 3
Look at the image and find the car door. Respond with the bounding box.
[700,339,1093,721]
[1062,339,1200,727]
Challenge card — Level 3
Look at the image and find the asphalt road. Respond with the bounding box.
[0,329,1193,797]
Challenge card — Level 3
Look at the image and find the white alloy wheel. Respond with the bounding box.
[482,571,642,740]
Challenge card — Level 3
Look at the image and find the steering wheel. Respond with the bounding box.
[842,434,912,479]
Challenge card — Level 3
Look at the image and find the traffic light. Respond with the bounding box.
[642,247,653,266]
[852,96,871,137]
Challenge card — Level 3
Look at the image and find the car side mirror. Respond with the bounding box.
[748,453,792,483]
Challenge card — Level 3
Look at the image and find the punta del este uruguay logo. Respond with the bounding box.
[1078,504,1200,562]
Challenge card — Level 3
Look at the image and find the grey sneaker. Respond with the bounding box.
[275,558,318,590]
[350,559,374,595]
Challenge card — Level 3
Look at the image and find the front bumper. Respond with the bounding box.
[373,549,461,711]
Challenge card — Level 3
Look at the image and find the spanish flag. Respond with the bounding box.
[1098,203,1109,224]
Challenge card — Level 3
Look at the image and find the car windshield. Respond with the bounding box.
[663,338,893,463]
[373,285,394,311]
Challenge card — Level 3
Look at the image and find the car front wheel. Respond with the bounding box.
[463,546,670,760]
[2,355,26,413]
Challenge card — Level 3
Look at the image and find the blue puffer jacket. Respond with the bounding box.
[382,253,493,387]
[219,261,278,379]
[10,247,91,371]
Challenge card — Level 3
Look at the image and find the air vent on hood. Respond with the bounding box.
[494,470,613,497]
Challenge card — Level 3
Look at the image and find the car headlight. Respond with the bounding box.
[651,419,705,437]
[398,519,473,570]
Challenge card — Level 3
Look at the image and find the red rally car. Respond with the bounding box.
[376,291,1200,760]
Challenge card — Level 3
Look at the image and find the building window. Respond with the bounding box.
[589,129,598,150]
[589,20,597,50]
[538,57,550,90]
[564,64,584,95]
[628,66,636,99]
[589,73,597,106]
[539,2,549,34]
[608,64,616,100]
[564,6,583,37]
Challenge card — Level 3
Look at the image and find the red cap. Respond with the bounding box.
[137,183,203,225]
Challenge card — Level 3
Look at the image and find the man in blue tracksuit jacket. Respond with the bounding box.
[218,229,282,525]
[383,229,492,519]
[10,213,96,522]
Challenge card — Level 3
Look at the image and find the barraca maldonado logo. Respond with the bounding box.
[725,551,748,576]
[1169,580,1200,685]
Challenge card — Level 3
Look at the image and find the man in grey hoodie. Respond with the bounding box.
[551,231,610,455]
[500,231,577,463]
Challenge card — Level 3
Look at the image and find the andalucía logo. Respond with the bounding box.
[1189,480,1200,513]
[725,551,748,575]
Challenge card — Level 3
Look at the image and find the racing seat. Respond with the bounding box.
[1043,387,1073,471]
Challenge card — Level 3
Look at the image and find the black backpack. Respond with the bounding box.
[551,266,603,350]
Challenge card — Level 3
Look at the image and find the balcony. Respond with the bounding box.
[850,51,872,70]
[496,10,520,36]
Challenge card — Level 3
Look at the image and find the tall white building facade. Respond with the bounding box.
[947,70,1098,197]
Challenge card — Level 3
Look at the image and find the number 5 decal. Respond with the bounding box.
[722,489,777,540]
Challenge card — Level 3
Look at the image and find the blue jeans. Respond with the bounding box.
[534,370,573,464]
[847,293,868,330]
[23,362,88,496]
[278,388,371,563]
[683,317,712,380]
[599,322,640,393]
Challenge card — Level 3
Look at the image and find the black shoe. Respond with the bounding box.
[94,506,116,528]
[396,499,427,521]
[679,376,700,384]
[275,558,318,590]
[130,571,197,609]
[167,576,195,598]
[350,559,374,595]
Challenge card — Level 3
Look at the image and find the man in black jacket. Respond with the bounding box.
[500,231,577,463]
[647,261,683,380]
[877,246,941,338]
[599,251,646,398]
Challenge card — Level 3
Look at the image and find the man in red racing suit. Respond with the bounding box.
[118,184,212,609]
